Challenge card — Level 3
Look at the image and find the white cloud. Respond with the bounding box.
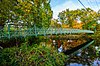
[51,0,83,19]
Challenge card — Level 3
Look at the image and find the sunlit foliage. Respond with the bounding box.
[58,8,99,30]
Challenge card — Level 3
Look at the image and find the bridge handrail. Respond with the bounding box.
[0,28,94,38]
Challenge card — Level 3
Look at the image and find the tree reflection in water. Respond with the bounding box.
[65,45,100,66]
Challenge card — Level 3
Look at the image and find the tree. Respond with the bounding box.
[80,8,98,30]
[16,0,53,28]
[0,0,17,30]
[0,0,53,30]
[58,8,99,30]
[58,9,82,28]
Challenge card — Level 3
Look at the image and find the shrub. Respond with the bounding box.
[0,43,67,66]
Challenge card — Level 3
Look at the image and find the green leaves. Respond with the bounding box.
[0,0,53,29]
[58,8,99,30]
[0,0,17,28]
[0,43,67,66]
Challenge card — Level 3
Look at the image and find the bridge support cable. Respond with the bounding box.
[94,0,100,10]
[77,0,87,9]
[77,0,94,17]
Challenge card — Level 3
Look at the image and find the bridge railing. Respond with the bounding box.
[0,27,94,39]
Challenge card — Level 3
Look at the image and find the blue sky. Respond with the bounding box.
[50,0,100,19]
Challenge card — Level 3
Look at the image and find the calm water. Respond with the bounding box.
[52,39,100,66]
[65,48,100,66]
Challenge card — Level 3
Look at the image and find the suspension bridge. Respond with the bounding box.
[0,27,94,39]
[0,26,95,54]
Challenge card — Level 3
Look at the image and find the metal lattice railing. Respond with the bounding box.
[0,27,94,39]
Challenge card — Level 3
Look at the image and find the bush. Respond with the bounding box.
[0,36,25,48]
[0,43,67,66]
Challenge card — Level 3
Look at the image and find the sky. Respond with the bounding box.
[50,0,100,19]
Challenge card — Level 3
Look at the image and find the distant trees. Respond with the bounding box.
[50,19,61,28]
[58,8,100,30]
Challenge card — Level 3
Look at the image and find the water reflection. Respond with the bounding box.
[65,57,100,66]
[47,35,100,66]
[52,39,86,53]
[58,45,63,53]
[65,46,100,66]
[66,63,83,66]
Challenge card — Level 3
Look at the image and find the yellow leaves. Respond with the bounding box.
[17,0,22,3]
[27,10,31,13]
[62,24,69,28]
[24,9,30,13]
[50,19,56,26]
[72,20,83,29]
[93,24,96,26]
[50,21,54,25]
[42,12,46,17]
[34,0,39,5]
[16,1,32,14]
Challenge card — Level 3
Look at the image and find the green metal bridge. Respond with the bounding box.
[0,27,94,39]
[0,27,95,55]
